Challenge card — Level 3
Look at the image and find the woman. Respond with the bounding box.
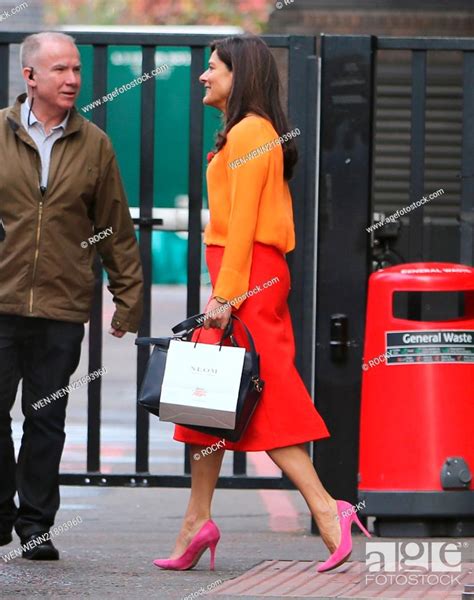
[153,34,370,574]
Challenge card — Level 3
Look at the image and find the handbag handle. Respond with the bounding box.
[171,313,207,334]
[134,314,231,347]
[137,314,260,379]
[227,316,261,384]
[136,314,261,388]
[135,336,177,346]
[198,314,261,381]
[172,313,258,362]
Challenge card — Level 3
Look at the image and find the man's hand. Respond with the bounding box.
[108,327,126,338]
[203,298,232,330]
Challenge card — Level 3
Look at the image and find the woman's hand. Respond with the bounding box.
[203,298,232,330]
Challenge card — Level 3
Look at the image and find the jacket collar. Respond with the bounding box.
[6,93,84,143]
[21,96,70,131]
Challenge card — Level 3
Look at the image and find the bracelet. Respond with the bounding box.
[213,296,228,304]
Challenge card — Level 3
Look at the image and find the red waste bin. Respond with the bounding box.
[359,262,474,536]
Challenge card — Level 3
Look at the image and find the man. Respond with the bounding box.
[0,32,143,560]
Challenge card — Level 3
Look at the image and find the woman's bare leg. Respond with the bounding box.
[266,443,341,553]
[169,445,225,559]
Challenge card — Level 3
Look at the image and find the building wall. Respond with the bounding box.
[267,0,474,36]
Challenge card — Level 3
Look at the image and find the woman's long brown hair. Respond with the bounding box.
[210,34,298,180]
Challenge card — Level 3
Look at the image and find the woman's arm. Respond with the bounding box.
[212,117,274,309]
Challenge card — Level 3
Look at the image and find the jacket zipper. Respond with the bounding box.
[29,197,44,313]
[29,144,46,314]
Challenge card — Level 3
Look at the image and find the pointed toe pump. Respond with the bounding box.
[317,500,371,573]
[153,519,220,571]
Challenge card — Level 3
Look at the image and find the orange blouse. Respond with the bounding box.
[204,115,295,308]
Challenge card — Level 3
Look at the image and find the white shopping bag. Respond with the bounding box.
[159,339,246,429]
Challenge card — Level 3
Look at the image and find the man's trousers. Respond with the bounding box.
[0,315,84,539]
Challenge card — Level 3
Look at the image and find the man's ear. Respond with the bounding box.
[23,66,36,87]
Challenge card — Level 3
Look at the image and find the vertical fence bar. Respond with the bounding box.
[286,36,318,495]
[461,52,474,266]
[304,52,320,526]
[87,44,108,473]
[233,451,246,476]
[186,46,204,318]
[135,45,156,473]
[184,46,205,475]
[408,50,427,261]
[303,54,319,400]
[408,50,427,319]
[0,44,8,107]
[287,35,318,388]
[314,35,375,508]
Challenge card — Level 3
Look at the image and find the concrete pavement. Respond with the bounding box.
[0,484,472,600]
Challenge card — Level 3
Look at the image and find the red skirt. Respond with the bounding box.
[173,243,330,451]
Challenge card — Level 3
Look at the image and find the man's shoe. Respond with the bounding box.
[0,532,12,546]
[21,533,59,560]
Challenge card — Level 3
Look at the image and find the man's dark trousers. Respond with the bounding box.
[0,314,84,540]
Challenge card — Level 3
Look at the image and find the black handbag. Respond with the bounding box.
[135,314,264,442]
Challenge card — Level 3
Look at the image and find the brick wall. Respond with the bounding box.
[268,1,474,36]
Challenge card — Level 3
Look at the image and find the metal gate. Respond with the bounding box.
[0,30,319,490]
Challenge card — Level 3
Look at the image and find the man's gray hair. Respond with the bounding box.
[20,32,77,68]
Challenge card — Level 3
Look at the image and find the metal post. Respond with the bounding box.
[287,36,318,388]
[461,52,474,267]
[87,44,108,473]
[136,45,156,473]
[314,35,375,507]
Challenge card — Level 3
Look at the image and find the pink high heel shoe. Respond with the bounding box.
[153,519,220,571]
[317,500,371,573]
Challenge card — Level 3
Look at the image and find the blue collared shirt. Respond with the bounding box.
[20,97,70,189]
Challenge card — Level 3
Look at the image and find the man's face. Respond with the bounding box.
[27,39,81,112]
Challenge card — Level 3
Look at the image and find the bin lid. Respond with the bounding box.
[370,262,474,290]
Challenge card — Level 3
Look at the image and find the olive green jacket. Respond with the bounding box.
[0,93,143,332]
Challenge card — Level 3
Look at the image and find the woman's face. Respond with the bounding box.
[199,50,233,113]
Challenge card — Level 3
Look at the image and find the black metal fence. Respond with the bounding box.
[0,31,318,491]
[0,32,472,503]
